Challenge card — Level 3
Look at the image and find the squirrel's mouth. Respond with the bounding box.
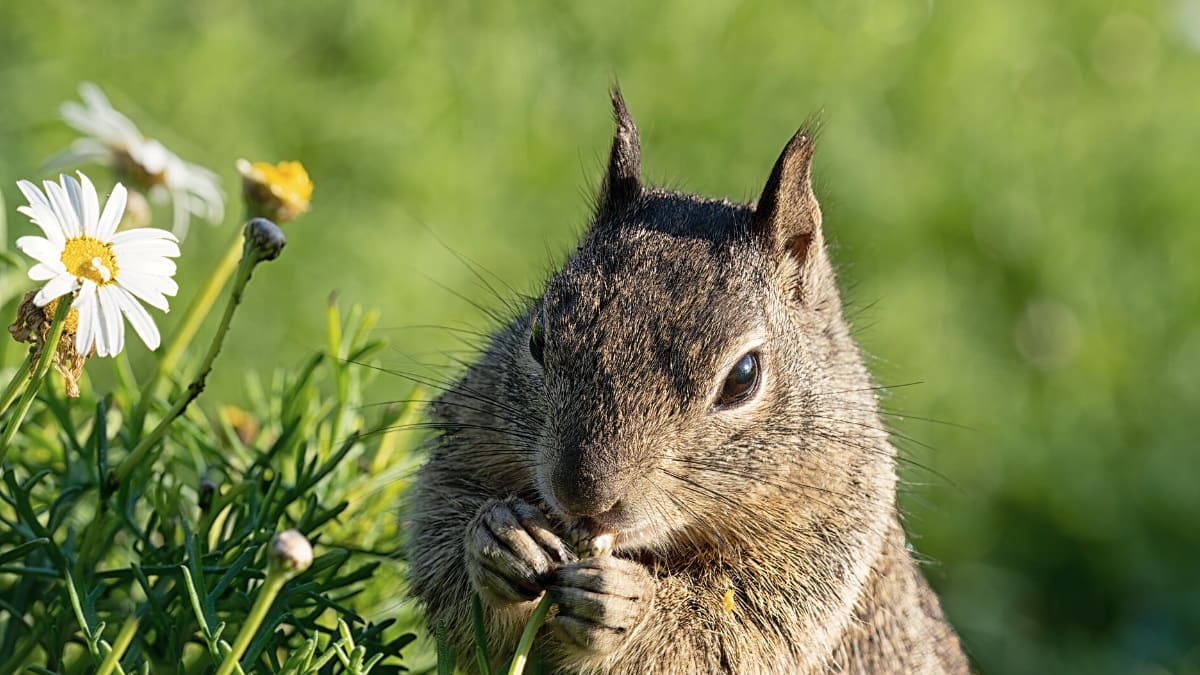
[587,517,673,555]
[535,483,676,553]
[611,523,660,553]
[556,512,663,555]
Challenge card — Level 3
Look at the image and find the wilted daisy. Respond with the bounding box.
[47,82,224,238]
[8,291,88,397]
[14,172,180,358]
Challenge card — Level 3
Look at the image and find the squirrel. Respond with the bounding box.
[405,89,970,674]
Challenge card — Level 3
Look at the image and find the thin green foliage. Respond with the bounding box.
[434,621,454,675]
[0,229,423,672]
[470,593,490,675]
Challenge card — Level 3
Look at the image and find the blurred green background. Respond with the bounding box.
[2,1,1198,672]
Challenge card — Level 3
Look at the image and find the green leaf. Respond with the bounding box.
[0,537,49,566]
[435,620,455,675]
[471,592,492,675]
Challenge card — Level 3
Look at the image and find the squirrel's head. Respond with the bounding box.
[516,90,893,556]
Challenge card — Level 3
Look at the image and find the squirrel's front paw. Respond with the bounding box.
[547,555,655,654]
[465,498,573,604]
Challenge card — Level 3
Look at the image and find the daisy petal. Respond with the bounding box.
[16,180,54,219]
[112,286,160,350]
[43,139,113,173]
[17,206,63,245]
[33,274,79,307]
[15,236,63,268]
[171,196,190,239]
[96,285,125,357]
[112,239,180,260]
[61,101,107,141]
[30,263,65,281]
[44,179,82,238]
[78,82,111,110]
[16,181,66,245]
[177,168,225,223]
[111,228,178,245]
[95,182,127,241]
[116,272,172,311]
[61,174,90,235]
[76,172,101,236]
[118,256,176,276]
[73,283,98,356]
[64,83,143,146]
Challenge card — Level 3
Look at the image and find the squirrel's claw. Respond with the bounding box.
[465,497,572,604]
[548,555,656,654]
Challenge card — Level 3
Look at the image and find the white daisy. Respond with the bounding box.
[14,172,181,358]
[45,82,224,239]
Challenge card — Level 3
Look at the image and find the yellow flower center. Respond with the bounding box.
[251,161,313,207]
[61,236,119,285]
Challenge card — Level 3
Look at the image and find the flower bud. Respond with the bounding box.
[244,218,287,262]
[198,478,217,511]
[119,189,153,230]
[269,529,313,575]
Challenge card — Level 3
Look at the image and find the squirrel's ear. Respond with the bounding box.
[598,87,642,213]
[751,129,828,301]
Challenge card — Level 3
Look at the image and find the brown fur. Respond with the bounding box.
[405,90,969,674]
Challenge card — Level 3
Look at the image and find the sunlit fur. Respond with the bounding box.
[406,92,967,674]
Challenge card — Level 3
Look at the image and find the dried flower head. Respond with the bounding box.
[48,83,224,238]
[237,159,313,223]
[8,292,88,397]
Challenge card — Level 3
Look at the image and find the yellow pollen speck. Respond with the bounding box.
[722,588,736,613]
[60,237,118,285]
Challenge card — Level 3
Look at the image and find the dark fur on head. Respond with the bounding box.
[406,88,968,674]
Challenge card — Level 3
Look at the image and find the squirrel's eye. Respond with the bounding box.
[529,310,546,366]
[715,352,760,409]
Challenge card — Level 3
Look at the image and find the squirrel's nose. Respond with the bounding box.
[551,461,623,518]
[554,486,621,519]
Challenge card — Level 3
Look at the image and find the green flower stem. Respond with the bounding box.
[158,234,243,380]
[0,298,71,463]
[506,594,553,675]
[0,351,34,417]
[182,564,246,674]
[95,615,138,675]
[472,593,492,675]
[64,568,126,674]
[134,233,242,425]
[213,567,289,675]
[115,222,282,484]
